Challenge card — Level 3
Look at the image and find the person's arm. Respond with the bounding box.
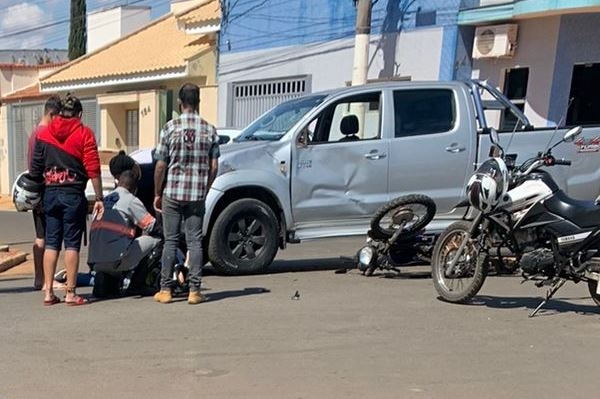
[82,128,104,219]
[207,158,218,192]
[30,139,45,180]
[153,126,170,212]
[207,128,220,192]
[153,160,167,212]
[129,197,158,235]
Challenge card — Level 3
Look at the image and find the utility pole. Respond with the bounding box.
[351,0,372,86]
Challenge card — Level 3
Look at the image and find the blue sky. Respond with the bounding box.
[0,0,171,50]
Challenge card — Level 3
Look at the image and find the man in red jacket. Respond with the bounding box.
[30,94,104,306]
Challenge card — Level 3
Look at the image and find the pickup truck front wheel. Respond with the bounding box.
[208,199,279,275]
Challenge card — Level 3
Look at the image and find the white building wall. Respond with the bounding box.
[87,7,151,53]
[472,16,561,127]
[217,27,445,126]
[119,7,152,39]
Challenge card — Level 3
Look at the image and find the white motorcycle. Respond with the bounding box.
[431,126,600,316]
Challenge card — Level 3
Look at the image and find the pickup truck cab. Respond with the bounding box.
[158,80,600,275]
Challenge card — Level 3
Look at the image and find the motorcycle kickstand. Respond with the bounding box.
[529,278,566,318]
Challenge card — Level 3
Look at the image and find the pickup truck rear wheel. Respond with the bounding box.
[208,199,279,275]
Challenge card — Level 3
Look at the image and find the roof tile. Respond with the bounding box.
[1,83,55,102]
[41,12,214,86]
[177,0,221,25]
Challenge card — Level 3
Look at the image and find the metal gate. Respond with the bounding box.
[9,102,43,185]
[230,76,310,128]
[8,98,99,188]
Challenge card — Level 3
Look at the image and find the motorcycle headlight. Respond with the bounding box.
[358,246,375,267]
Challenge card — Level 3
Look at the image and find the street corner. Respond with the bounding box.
[0,248,30,275]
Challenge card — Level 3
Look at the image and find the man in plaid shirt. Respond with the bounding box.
[153,83,220,304]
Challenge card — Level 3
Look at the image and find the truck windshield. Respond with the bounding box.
[235,95,327,142]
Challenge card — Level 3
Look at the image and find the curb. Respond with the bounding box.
[0,252,28,274]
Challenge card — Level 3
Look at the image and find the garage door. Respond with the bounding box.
[230,76,310,128]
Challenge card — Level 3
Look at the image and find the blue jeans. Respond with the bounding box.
[43,188,87,251]
[160,196,205,291]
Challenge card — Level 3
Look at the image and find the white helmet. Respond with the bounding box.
[466,158,509,212]
[13,172,44,212]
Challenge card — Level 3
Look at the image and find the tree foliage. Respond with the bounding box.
[68,0,87,60]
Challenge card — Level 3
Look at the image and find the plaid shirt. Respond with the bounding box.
[154,112,220,202]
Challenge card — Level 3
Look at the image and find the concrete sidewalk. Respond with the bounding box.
[0,196,30,276]
[0,195,14,211]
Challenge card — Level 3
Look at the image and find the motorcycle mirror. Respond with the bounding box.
[489,127,500,145]
[488,144,504,158]
[563,126,582,143]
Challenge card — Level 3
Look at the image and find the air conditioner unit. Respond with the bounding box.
[473,24,518,59]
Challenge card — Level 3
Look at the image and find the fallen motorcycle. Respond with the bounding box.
[356,194,437,276]
[431,125,600,316]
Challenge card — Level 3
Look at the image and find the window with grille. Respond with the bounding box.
[126,109,139,151]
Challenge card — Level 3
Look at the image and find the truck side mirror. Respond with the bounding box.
[218,135,231,145]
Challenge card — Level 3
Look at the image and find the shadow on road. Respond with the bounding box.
[264,257,356,274]
[445,294,600,317]
[204,287,271,303]
[0,277,36,294]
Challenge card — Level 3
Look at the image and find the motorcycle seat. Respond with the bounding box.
[546,190,600,228]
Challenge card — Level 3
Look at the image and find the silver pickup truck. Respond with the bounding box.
[183,80,600,275]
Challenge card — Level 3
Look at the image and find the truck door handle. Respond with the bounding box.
[445,144,466,153]
[364,151,387,160]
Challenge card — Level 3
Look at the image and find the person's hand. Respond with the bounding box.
[93,200,104,220]
[153,195,162,213]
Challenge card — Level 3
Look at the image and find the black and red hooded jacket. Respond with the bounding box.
[30,116,101,191]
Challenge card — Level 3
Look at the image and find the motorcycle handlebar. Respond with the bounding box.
[553,158,572,166]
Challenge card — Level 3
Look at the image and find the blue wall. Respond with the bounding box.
[219,0,466,53]
[548,13,600,124]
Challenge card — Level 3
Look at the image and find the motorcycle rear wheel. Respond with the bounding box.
[369,194,436,240]
[431,220,488,303]
[587,280,600,307]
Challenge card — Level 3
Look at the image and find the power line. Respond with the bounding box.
[0,0,164,41]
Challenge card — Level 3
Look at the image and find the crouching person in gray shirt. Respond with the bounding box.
[88,170,162,297]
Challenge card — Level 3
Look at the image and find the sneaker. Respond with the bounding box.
[187,290,204,305]
[153,290,172,304]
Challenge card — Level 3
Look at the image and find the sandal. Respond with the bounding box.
[43,295,61,306]
[65,295,88,306]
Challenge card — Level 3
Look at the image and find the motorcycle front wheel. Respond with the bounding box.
[369,194,436,240]
[431,220,488,303]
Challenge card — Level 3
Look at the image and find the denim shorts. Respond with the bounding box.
[43,188,87,251]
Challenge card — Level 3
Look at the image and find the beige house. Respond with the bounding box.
[0,64,67,195]
[0,0,220,195]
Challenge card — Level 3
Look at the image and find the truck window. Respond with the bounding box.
[307,92,381,144]
[393,89,455,137]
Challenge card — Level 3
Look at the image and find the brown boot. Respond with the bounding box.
[188,290,204,305]
[153,290,172,304]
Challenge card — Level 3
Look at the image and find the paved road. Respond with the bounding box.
[1,211,600,399]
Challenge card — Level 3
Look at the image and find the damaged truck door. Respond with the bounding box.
[291,91,389,234]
